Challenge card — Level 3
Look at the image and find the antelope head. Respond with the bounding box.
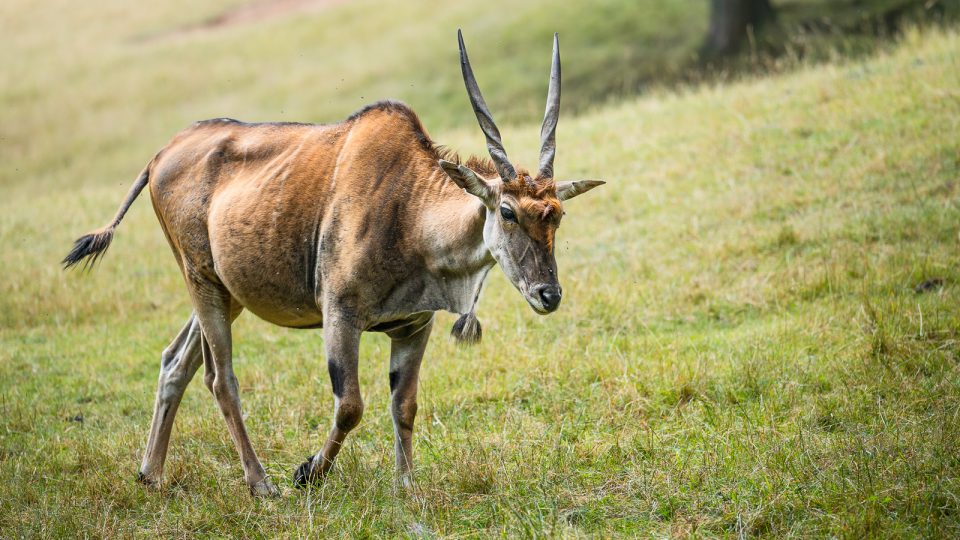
[440,30,604,315]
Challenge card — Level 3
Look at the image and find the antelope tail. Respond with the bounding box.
[61,165,150,270]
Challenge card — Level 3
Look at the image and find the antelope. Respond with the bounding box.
[63,30,603,497]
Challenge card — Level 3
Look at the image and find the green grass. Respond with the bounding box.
[3,0,960,537]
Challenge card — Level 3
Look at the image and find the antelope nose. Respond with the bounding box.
[537,285,562,312]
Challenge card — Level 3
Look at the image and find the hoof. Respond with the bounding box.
[398,473,424,503]
[250,477,280,498]
[136,470,159,487]
[293,456,315,488]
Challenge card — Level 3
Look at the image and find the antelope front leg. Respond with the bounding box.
[294,316,363,487]
[386,314,433,488]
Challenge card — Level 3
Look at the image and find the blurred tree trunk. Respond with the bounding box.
[702,0,776,59]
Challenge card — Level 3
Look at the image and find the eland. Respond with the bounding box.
[63,30,603,496]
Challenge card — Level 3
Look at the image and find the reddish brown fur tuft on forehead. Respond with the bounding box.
[503,170,562,251]
[455,157,562,223]
[506,170,562,221]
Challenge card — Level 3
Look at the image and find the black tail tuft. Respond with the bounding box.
[61,163,150,271]
[62,227,115,270]
[451,312,482,345]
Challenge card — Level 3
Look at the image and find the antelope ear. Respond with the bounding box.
[439,160,496,206]
[556,180,605,201]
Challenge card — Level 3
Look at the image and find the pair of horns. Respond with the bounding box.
[457,29,560,180]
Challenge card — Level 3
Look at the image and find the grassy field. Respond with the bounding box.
[3,0,960,537]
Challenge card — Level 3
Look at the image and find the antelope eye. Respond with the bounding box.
[500,205,517,222]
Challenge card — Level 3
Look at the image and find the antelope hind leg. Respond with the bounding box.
[137,313,203,486]
[192,281,278,497]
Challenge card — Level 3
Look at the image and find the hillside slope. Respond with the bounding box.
[1,11,960,540]
[0,0,705,196]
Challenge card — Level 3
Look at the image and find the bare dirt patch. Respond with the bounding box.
[146,0,346,42]
[202,0,344,29]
